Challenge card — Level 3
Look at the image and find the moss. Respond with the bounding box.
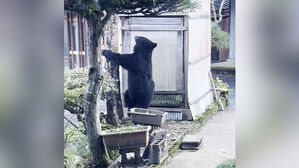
[195,102,219,124]
[211,66,235,70]
[168,140,182,157]
[101,123,115,130]
[102,126,145,134]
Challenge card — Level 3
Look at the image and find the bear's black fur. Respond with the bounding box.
[102,36,157,109]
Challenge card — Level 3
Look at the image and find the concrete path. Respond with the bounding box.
[165,74,235,168]
[211,59,235,68]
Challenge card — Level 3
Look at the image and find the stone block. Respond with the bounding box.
[142,130,167,159]
[180,135,203,150]
[149,138,168,164]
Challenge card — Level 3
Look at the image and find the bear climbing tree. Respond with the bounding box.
[65,0,198,166]
[102,36,157,109]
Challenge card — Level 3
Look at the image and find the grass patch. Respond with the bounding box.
[195,98,229,124]
[196,77,232,124]
[216,159,235,168]
[211,66,235,71]
[195,102,219,124]
[168,140,182,157]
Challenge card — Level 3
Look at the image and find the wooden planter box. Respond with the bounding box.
[100,126,151,150]
[128,108,168,126]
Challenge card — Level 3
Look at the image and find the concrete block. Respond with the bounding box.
[180,135,203,150]
[142,130,167,159]
[149,138,168,164]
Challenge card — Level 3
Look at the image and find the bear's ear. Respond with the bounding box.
[152,43,157,48]
[135,36,141,42]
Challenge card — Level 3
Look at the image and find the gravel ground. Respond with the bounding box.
[154,121,201,147]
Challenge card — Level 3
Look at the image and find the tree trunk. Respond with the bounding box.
[103,15,124,126]
[106,62,124,126]
[84,16,111,168]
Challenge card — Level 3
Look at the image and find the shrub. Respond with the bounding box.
[99,71,118,101]
[64,124,89,168]
[211,23,230,50]
[64,67,118,116]
[64,124,120,168]
[64,68,87,116]
[64,68,88,90]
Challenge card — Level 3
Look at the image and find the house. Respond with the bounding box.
[64,0,214,120]
[211,0,235,61]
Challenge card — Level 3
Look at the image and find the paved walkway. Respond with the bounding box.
[165,74,235,168]
[211,59,235,68]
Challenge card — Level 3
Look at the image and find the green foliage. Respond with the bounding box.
[64,87,85,107]
[64,68,118,113]
[99,71,118,101]
[216,159,236,168]
[214,77,233,95]
[65,0,200,18]
[220,96,227,107]
[64,123,121,168]
[64,68,88,90]
[107,150,119,161]
[211,23,230,50]
[64,124,89,168]
[195,102,219,123]
[64,68,88,116]
[195,78,233,123]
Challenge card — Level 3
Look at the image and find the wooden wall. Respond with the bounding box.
[218,17,230,61]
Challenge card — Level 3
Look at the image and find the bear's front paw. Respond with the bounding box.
[101,50,113,57]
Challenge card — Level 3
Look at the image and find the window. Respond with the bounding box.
[64,11,88,69]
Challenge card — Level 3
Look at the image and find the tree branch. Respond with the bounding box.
[64,116,86,134]
[218,0,227,23]
[211,0,227,24]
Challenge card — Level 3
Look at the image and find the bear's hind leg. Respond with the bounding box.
[135,95,152,109]
[124,91,135,109]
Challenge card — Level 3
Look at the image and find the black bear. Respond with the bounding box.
[102,36,157,109]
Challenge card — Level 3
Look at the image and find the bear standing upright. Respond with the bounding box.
[102,36,157,109]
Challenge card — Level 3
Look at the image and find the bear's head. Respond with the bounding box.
[133,36,157,53]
